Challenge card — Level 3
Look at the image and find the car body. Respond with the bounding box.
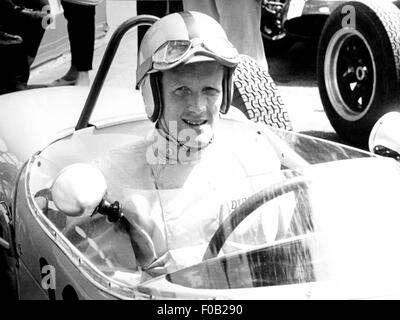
[262,0,400,146]
[2,15,400,300]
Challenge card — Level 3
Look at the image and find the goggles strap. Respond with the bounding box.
[178,11,201,39]
[136,55,153,89]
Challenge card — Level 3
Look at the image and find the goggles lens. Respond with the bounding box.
[153,40,192,65]
[152,38,239,67]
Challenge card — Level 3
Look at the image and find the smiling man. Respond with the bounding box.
[62,11,296,280]
[159,61,223,150]
[134,10,241,163]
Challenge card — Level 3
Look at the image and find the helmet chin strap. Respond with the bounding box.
[156,118,214,159]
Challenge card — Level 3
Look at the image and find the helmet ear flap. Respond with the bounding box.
[220,67,234,114]
[142,73,163,122]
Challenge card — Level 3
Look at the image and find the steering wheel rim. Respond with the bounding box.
[202,175,311,261]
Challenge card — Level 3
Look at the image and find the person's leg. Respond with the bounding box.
[15,0,49,63]
[168,0,183,13]
[0,40,29,94]
[52,1,79,84]
[2,0,47,87]
[62,1,95,72]
[55,1,95,85]
[137,1,168,48]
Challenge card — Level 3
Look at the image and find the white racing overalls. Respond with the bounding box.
[66,118,294,281]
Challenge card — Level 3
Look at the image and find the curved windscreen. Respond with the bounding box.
[143,157,400,299]
[27,123,400,299]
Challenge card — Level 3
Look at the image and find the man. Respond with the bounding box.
[53,11,299,281]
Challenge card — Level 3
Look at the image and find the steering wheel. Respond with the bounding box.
[202,175,311,261]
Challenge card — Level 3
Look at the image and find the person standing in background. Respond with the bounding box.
[183,0,268,69]
[12,0,49,66]
[51,0,101,86]
[0,0,48,94]
[136,0,183,48]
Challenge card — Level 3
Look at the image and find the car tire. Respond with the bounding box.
[232,54,293,130]
[317,0,400,146]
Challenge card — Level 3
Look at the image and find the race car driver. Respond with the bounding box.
[53,11,304,281]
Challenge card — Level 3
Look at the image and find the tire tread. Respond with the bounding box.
[232,54,293,130]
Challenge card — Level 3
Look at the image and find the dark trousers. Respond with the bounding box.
[12,0,49,58]
[137,0,183,48]
[0,0,48,93]
[0,42,28,94]
[61,1,95,71]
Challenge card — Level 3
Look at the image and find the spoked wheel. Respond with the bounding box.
[317,0,400,146]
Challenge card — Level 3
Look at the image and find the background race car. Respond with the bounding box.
[261,0,400,145]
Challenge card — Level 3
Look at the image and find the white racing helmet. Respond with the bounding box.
[136,11,240,122]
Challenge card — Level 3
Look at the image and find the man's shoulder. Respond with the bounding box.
[95,139,150,165]
[92,139,154,188]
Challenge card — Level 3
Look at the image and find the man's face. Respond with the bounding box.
[160,61,224,148]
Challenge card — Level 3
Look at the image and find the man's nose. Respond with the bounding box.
[188,92,207,113]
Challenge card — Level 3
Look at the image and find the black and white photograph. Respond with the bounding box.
[1,0,400,304]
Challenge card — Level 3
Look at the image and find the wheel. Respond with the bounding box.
[232,54,293,130]
[202,176,311,261]
[260,0,294,55]
[317,0,400,146]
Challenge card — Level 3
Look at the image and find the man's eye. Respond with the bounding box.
[204,87,220,95]
[174,87,190,96]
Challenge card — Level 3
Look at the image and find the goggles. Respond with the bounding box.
[136,37,240,87]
